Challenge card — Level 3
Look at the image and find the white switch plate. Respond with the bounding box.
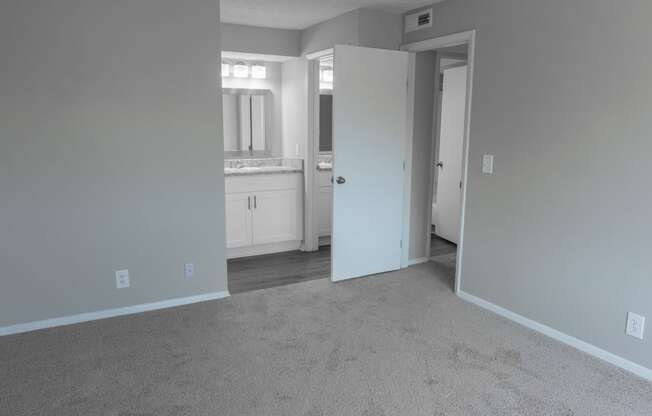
[184,263,194,279]
[626,312,645,340]
[482,154,494,174]
[115,269,130,289]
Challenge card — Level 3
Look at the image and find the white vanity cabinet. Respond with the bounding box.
[225,173,303,258]
[225,193,253,248]
[317,170,332,239]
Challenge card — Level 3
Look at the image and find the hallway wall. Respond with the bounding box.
[404,0,652,371]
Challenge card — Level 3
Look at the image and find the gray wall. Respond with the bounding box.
[408,52,437,260]
[222,23,301,57]
[301,10,361,56]
[405,0,652,369]
[301,8,402,56]
[358,9,403,51]
[0,0,226,327]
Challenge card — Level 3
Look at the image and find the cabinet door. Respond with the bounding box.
[318,186,332,237]
[225,193,252,248]
[252,189,299,245]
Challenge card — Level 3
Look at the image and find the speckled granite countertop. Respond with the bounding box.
[224,158,303,176]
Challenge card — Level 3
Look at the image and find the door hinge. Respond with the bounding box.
[439,73,444,92]
[403,161,406,171]
[400,240,403,248]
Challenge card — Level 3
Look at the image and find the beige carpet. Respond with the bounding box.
[1,262,651,415]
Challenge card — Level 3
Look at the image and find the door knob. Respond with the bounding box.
[335,176,346,184]
[436,161,444,168]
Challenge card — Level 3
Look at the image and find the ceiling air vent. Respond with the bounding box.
[404,8,432,33]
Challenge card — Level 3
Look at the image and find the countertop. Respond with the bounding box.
[317,162,332,171]
[224,158,303,177]
[317,153,332,171]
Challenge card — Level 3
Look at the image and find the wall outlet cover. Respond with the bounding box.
[482,154,494,174]
[184,263,194,279]
[626,312,645,340]
[115,269,130,289]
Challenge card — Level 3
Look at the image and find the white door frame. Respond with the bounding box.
[400,30,476,295]
[305,48,334,252]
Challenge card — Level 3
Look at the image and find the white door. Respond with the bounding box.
[225,193,252,248]
[331,45,410,282]
[434,65,467,244]
[252,189,299,245]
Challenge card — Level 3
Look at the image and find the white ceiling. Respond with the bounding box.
[221,0,442,30]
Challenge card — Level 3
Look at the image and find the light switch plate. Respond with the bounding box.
[482,154,494,174]
[626,312,645,340]
[115,269,130,289]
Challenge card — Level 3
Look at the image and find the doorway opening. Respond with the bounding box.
[430,46,467,274]
[221,51,329,294]
[305,50,335,281]
[316,54,334,249]
[402,30,476,294]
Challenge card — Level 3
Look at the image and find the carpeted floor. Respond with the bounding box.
[1,262,651,415]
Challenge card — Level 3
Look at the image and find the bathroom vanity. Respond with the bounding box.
[225,158,304,258]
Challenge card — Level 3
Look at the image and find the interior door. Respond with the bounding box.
[331,45,410,282]
[434,65,467,244]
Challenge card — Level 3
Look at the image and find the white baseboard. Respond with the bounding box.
[408,257,429,266]
[0,291,230,337]
[227,241,301,259]
[458,290,652,381]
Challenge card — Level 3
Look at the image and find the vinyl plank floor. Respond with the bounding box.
[229,234,453,295]
[228,246,331,294]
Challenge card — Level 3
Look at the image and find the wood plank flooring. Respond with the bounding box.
[228,246,331,294]
[228,234,456,295]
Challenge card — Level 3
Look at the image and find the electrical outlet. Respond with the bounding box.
[626,312,645,340]
[115,269,130,289]
[482,154,494,174]
[184,263,194,279]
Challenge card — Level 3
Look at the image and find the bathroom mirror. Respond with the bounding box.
[222,88,271,153]
[319,93,333,152]
[319,55,333,152]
